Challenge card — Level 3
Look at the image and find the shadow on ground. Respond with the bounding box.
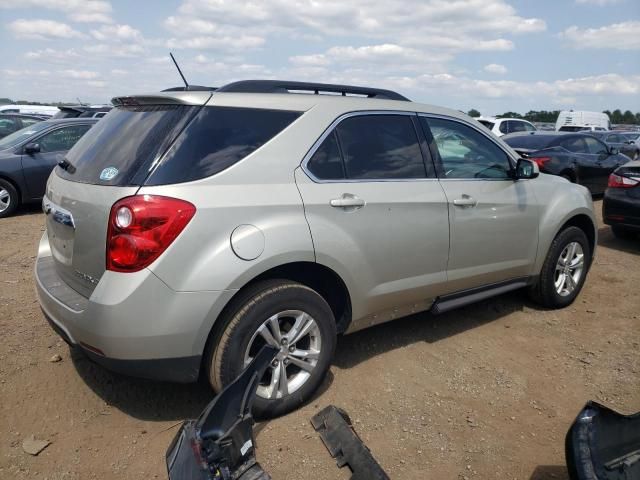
[598,226,639,255]
[70,286,535,421]
[529,465,569,479]
[70,345,334,422]
[334,289,538,369]
[12,203,42,217]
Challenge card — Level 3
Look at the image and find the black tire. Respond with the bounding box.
[206,279,337,418]
[561,173,574,183]
[611,225,636,240]
[0,178,19,218]
[529,226,591,308]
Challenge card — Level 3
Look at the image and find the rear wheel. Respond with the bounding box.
[206,280,337,418]
[0,179,19,218]
[529,226,591,308]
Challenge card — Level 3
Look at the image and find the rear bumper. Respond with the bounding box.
[603,190,640,230]
[35,231,236,383]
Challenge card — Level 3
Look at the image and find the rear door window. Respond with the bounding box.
[306,131,345,180]
[147,107,301,185]
[509,121,527,133]
[499,121,509,134]
[584,136,608,155]
[333,115,427,180]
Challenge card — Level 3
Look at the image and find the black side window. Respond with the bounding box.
[39,125,92,153]
[561,137,587,153]
[334,115,426,180]
[499,121,509,134]
[0,117,19,136]
[307,131,345,180]
[584,136,608,155]
[421,117,512,179]
[510,121,527,133]
[148,107,301,185]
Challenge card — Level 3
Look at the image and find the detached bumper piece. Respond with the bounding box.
[166,346,278,480]
[311,406,389,480]
[566,401,640,480]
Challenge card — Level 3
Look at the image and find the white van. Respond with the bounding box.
[0,104,60,116]
[555,111,610,132]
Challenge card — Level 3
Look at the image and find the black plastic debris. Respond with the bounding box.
[166,345,278,480]
[566,400,640,480]
[311,405,390,480]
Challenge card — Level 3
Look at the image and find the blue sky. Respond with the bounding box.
[1,0,638,116]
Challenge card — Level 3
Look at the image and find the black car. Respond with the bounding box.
[0,113,49,139]
[0,118,97,217]
[502,131,631,194]
[52,105,112,119]
[603,160,640,238]
[588,131,639,161]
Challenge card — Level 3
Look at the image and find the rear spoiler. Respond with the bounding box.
[111,92,212,107]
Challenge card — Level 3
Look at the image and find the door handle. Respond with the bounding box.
[330,194,365,209]
[452,195,477,207]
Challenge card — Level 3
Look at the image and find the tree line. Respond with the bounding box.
[466,108,640,125]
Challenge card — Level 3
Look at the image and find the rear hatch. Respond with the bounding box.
[44,97,206,297]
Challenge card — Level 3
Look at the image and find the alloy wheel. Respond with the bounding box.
[244,310,321,400]
[554,242,585,297]
[0,188,10,213]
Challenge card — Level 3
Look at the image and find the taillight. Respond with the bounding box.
[529,156,551,168]
[107,195,196,272]
[608,173,639,189]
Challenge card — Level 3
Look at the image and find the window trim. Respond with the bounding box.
[418,113,519,182]
[301,110,437,183]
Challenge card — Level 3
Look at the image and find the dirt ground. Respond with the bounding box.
[1,200,638,480]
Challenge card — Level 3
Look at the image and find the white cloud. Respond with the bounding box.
[25,48,80,62]
[561,22,640,50]
[8,19,85,39]
[165,0,545,53]
[0,0,113,23]
[575,0,622,5]
[484,63,508,74]
[83,43,146,57]
[60,69,99,80]
[91,24,143,42]
[166,35,265,50]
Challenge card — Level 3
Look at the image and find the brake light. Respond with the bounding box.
[608,173,639,189]
[107,195,196,272]
[529,156,551,168]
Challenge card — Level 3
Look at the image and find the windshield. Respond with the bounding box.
[0,121,51,150]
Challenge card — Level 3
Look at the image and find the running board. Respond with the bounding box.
[431,278,529,315]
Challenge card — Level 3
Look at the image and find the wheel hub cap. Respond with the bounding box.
[244,309,321,400]
[554,241,585,297]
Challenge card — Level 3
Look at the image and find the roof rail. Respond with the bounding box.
[216,80,410,101]
[162,85,217,92]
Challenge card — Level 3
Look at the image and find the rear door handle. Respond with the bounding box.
[452,195,477,208]
[330,194,365,209]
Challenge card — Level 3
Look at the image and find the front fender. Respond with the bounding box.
[533,179,597,275]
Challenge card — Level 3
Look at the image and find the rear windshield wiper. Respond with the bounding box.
[58,158,76,174]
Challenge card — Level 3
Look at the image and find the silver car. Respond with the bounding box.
[35,80,596,417]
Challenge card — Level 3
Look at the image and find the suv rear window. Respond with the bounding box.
[58,105,197,185]
[146,106,301,185]
[57,105,301,186]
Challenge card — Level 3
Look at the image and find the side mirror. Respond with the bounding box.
[24,142,40,154]
[609,147,619,155]
[515,158,539,179]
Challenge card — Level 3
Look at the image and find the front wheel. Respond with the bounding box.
[206,280,337,418]
[529,226,591,308]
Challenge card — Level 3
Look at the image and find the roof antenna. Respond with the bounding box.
[170,52,189,91]
[76,97,87,106]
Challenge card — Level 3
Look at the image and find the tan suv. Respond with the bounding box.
[35,80,596,417]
